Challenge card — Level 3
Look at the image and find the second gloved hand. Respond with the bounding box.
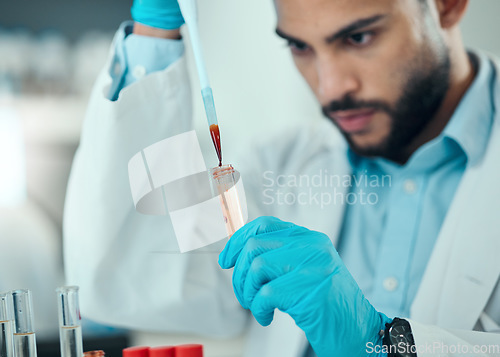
[219,216,392,357]
[131,0,184,30]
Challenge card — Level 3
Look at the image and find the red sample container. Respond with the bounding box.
[149,346,175,357]
[123,346,150,357]
[175,344,203,357]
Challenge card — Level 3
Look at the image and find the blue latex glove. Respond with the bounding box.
[219,216,392,357]
[131,0,184,30]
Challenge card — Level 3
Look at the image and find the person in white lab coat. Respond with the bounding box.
[64,0,500,356]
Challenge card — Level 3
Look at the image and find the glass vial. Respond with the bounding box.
[210,165,245,238]
[0,292,14,357]
[57,286,83,357]
[12,290,37,357]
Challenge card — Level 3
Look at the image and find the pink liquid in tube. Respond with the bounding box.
[210,165,245,237]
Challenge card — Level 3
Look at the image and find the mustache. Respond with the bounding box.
[322,95,392,118]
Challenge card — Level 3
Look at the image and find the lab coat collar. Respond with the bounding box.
[410,50,500,329]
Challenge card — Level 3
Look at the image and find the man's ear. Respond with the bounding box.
[434,0,469,28]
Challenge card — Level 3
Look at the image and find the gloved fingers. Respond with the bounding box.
[250,270,324,326]
[131,0,184,30]
[240,246,313,309]
[219,216,295,269]
[231,227,338,309]
[232,238,286,308]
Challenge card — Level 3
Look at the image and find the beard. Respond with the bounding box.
[322,46,451,163]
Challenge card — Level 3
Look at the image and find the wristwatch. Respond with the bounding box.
[382,318,417,357]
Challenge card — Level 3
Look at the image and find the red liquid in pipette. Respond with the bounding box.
[210,124,222,167]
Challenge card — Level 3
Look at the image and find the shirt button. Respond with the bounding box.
[132,65,147,79]
[383,277,399,292]
[403,179,417,194]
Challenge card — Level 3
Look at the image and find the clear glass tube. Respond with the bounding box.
[0,292,14,357]
[12,290,36,357]
[56,287,83,357]
[210,165,245,237]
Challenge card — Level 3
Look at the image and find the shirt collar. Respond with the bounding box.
[442,51,495,167]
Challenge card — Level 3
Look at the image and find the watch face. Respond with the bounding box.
[389,321,416,357]
[392,324,409,340]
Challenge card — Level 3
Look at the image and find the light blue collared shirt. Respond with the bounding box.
[338,52,496,319]
[107,21,184,101]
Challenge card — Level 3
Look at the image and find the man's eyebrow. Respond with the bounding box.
[275,14,386,46]
[275,28,305,44]
[326,14,386,43]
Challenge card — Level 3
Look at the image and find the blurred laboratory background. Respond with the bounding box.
[0,0,499,356]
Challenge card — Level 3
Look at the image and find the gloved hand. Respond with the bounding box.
[219,216,392,357]
[131,0,184,30]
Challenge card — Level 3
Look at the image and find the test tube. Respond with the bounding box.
[0,292,14,357]
[12,289,36,357]
[210,165,245,237]
[56,286,83,357]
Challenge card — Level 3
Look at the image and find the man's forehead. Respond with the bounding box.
[274,0,416,36]
[274,0,408,20]
[274,0,394,12]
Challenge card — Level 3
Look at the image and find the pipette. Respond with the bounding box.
[178,0,223,167]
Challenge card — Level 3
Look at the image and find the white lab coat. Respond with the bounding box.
[64,31,500,356]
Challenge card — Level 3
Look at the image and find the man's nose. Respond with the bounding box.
[315,55,360,104]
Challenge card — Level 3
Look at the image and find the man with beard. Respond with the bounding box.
[64,0,500,356]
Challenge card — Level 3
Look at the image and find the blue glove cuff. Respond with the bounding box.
[380,313,393,330]
[131,4,185,30]
[375,313,393,357]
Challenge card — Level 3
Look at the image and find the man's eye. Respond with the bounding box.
[346,32,374,46]
[287,40,311,55]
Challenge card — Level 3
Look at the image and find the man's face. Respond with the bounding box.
[274,0,451,161]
